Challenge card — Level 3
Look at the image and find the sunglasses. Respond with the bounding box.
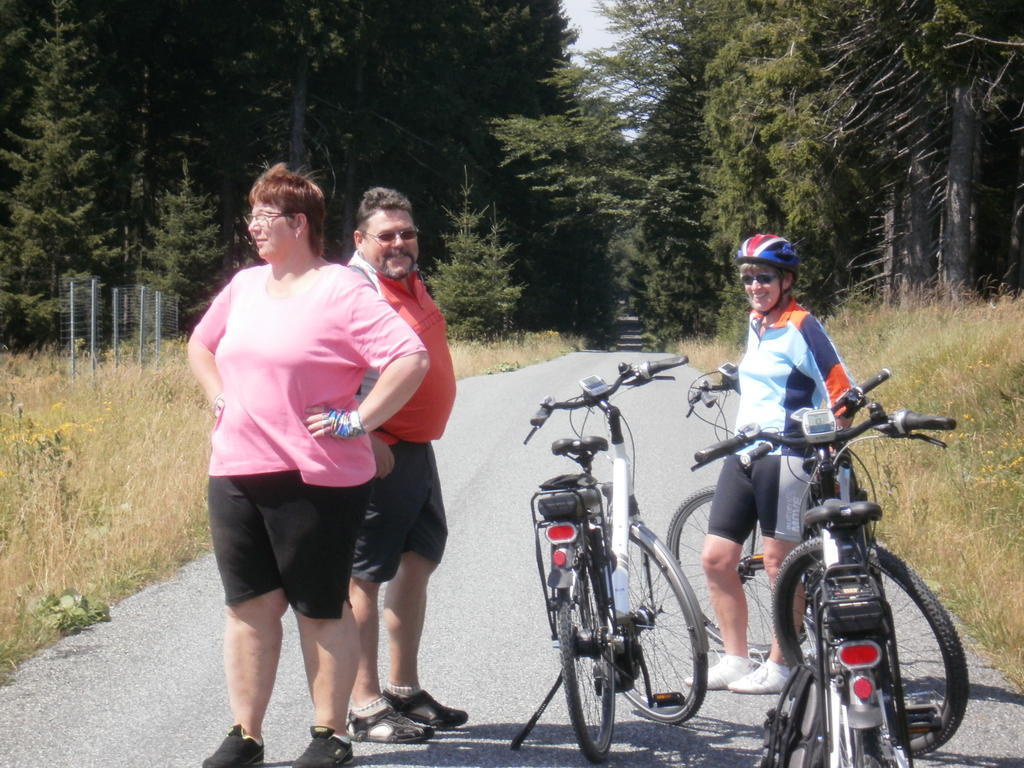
[363,229,419,245]
[741,273,778,286]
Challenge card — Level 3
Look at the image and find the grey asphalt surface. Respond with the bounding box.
[1,351,1022,767]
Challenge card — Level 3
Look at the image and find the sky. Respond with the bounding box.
[562,0,619,54]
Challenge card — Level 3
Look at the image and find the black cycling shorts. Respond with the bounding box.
[350,441,448,583]
[208,471,371,619]
[708,452,809,544]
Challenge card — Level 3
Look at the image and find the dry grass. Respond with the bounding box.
[830,296,1024,691]
[0,332,581,680]
[0,344,211,678]
[449,331,583,378]
[679,294,1024,691]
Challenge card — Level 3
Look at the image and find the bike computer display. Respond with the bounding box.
[797,408,837,442]
[578,374,612,398]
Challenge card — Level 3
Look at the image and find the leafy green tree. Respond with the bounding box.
[0,0,115,347]
[431,181,522,340]
[492,63,637,342]
[140,162,222,326]
[597,0,727,345]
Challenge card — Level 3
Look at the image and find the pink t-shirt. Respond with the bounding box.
[191,263,426,487]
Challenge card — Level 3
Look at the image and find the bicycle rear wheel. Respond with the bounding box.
[556,560,615,763]
[773,538,968,755]
[623,525,707,724]
[665,486,774,663]
[842,718,912,768]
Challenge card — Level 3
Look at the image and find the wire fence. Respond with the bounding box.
[60,276,180,379]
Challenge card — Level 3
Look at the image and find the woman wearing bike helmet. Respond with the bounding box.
[701,234,853,694]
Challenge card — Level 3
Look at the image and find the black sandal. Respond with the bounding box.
[348,705,434,743]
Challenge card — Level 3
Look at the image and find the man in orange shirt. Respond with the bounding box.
[345,188,465,744]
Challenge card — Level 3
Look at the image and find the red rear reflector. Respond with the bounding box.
[545,524,577,543]
[839,642,880,667]
[552,549,568,567]
[852,675,874,700]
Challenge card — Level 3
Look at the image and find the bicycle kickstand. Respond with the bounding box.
[510,672,563,750]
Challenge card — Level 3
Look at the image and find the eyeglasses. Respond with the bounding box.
[246,212,292,228]
[363,229,419,246]
[741,273,778,286]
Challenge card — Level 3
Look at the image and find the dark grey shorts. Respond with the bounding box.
[708,452,810,543]
[208,471,371,618]
[350,441,448,583]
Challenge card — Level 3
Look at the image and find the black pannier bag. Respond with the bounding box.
[759,663,824,768]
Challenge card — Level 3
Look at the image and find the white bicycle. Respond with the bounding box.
[511,356,708,763]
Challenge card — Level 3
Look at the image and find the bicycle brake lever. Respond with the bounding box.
[524,426,539,445]
[910,433,948,449]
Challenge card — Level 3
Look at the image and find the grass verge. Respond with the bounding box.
[0,332,580,682]
[678,294,1024,691]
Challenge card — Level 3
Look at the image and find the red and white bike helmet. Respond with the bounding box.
[735,234,799,273]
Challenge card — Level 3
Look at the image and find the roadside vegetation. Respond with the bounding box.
[0,332,581,682]
[4,298,1023,695]
[681,293,1024,692]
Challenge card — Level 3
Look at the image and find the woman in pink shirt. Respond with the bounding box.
[188,164,428,768]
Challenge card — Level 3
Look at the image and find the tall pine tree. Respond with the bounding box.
[0,0,114,346]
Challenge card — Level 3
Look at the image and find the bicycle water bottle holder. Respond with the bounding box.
[822,565,885,637]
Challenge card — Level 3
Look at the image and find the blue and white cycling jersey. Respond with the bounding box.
[735,298,853,450]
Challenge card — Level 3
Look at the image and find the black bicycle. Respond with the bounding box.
[688,378,969,760]
[511,356,708,763]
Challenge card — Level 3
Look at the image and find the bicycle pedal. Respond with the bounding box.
[651,692,685,708]
[904,701,942,733]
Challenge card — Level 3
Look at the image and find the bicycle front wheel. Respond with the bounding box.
[665,486,774,662]
[556,560,615,763]
[623,524,707,724]
[773,538,968,756]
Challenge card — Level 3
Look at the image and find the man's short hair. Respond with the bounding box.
[356,187,414,230]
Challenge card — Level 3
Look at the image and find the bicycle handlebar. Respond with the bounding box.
[692,426,759,466]
[525,356,689,444]
[831,367,891,417]
[691,406,956,469]
[641,355,689,378]
[686,363,739,408]
[889,408,956,434]
[530,396,555,428]
[859,368,892,394]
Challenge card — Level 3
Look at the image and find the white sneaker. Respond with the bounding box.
[728,660,791,694]
[699,654,756,690]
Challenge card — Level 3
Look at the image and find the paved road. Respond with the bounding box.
[1,352,1022,767]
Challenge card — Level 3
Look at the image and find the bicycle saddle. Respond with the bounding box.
[805,498,883,528]
[551,435,609,457]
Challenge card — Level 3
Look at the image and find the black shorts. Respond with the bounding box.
[708,452,810,544]
[208,471,371,619]
[350,442,448,583]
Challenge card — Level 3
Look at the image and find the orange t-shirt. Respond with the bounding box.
[373,270,457,444]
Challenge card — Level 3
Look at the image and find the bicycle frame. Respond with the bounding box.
[603,402,634,620]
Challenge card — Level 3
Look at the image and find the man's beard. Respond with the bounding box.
[380,249,415,279]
